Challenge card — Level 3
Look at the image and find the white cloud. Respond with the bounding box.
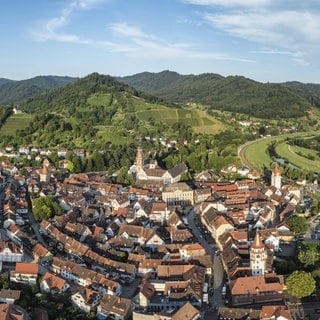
[204,8,320,66]
[108,23,151,39]
[32,0,107,41]
[31,0,254,64]
[182,0,320,66]
[107,23,254,62]
[251,49,294,55]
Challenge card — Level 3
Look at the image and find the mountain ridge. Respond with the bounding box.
[1,71,320,119]
[118,70,320,118]
[0,75,78,105]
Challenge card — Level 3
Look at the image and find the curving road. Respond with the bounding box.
[237,131,318,175]
[237,137,267,173]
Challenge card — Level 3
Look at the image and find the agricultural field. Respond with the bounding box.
[239,131,318,173]
[275,142,320,172]
[95,126,131,145]
[0,113,33,136]
[136,107,226,133]
[87,92,227,136]
[242,137,277,170]
[137,108,177,124]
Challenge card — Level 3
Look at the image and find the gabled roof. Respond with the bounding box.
[41,272,67,291]
[0,304,26,320]
[172,302,200,320]
[32,243,50,259]
[140,281,155,299]
[15,263,38,275]
[260,305,291,320]
[99,294,132,317]
[0,289,21,301]
[231,273,284,295]
[167,211,182,227]
[168,163,188,178]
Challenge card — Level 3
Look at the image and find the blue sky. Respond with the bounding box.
[2,0,320,82]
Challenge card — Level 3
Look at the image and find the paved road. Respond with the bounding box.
[288,301,320,320]
[187,208,224,314]
[28,203,50,249]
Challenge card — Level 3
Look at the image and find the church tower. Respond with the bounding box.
[40,159,50,183]
[271,165,281,190]
[136,146,144,172]
[250,232,267,276]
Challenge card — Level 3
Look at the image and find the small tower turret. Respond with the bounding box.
[250,232,267,276]
[40,159,50,183]
[271,165,281,190]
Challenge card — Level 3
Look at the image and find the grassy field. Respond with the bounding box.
[86,92,228,142]
[0,113,33,136]
[95,126,131,144]
[275,142,320,172]
[240,131,319,172]
[244,137,278,170]
[87,93,112,107]
[137,108,177,122]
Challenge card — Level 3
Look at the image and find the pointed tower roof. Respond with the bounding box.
[42,164,48,175]
[251,232,264,249]
[272,166,280,175]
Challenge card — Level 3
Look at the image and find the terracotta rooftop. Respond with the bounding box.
[172,302,200,320]
[260,305,291,320]
[231,274,284,295]
[41,272,67,291]
[0,303,26,320]
[15,263,38,274]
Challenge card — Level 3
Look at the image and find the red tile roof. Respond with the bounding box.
[15,263,38,274]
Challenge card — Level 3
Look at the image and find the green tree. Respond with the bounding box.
[298,242,320,267]
[66,160,75,173]
[286,270,316,299]
[33,195,62,221]
[0,273,9,289]
[287,215,308,235]
[116,167,135,185]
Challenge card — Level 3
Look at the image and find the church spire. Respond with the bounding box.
[251,232,264,249]
[136,145,144,171]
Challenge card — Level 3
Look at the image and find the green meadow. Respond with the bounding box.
[0,113,33,136]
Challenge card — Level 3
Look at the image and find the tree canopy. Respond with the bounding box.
[33,195,61,221]
[286,270,316,299]
[298,242,320,268]
[287,215,308,236]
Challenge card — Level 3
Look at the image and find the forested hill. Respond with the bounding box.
[282,81,320,98]
[119,70,319,118]
[0,78,14,87]
[0,75,77,105]
[22,72,163,116]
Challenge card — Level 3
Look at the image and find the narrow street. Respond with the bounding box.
[28,200,50,249]
[187,208,224,316]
